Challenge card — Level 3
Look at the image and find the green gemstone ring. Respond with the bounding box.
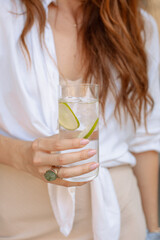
[44,169,58,181]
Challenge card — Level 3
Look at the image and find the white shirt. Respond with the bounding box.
[0,0,160,239]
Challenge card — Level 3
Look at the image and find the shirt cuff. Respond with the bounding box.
[146,230,160,240]
[129,134,160,153]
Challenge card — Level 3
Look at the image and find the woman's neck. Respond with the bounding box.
[56,0,81,18]
[51,0,82,29]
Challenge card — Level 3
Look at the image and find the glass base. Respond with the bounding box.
[64,168,99,182]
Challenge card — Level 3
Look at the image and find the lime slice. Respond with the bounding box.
[78,118,99,139]
[59,102,80,130]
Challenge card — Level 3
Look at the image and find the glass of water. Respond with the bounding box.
[58,84,99,182]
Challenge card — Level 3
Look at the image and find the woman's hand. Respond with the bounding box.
[21,135,98,187]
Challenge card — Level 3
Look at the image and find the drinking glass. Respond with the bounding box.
[59,84,99,182]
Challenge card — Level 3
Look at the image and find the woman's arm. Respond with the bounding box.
[0,134,98,187]
[0,134,31,171]
[133,151,159,232]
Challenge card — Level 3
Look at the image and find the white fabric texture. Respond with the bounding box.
[0,1,160,239]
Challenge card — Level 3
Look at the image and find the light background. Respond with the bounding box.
[148,0,160,33]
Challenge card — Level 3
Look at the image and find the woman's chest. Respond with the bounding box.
[48,6,83,80]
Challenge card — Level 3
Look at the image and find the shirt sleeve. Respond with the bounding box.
[128,11,160,153]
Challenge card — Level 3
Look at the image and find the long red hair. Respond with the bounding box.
[20,0,153,127]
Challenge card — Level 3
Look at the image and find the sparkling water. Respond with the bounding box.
[59,97,99,182]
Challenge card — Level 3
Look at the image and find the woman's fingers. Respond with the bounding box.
[32,135,90,152]
[33,149,97,166]
[38,162,98,182]
[56,162,99,179]
[37,166,89,187]
[31,135,98,187]
[49,178,89,187]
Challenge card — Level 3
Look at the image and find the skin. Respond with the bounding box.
[48,0,83,80]
[133,151,159,232]
[0,0,159,232]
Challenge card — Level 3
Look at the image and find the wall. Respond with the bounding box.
[148,0,160,33]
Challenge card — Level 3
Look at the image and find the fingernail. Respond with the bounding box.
[80,139,89,145]
[90,163,99,170]
[88,150,96,157]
